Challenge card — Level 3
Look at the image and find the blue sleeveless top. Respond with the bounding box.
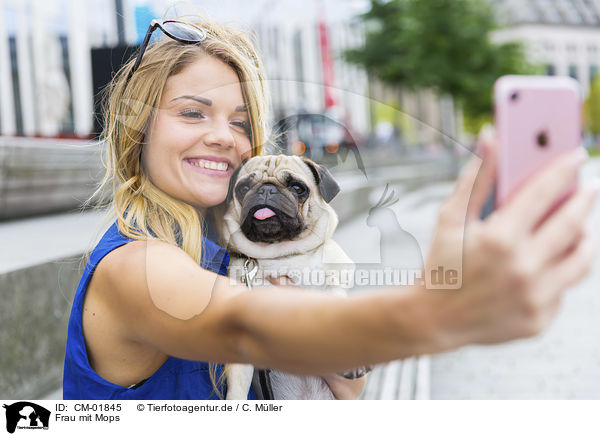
[63,218,257,400]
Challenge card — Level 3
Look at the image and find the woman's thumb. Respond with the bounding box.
[440,153,483,226]
[438,125,496,225]
[465,125,497,220]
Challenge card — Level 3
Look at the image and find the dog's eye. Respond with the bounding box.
[291,184,306,196]
[236,182,250,199]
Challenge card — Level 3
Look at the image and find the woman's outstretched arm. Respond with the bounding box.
[96,238,436,374]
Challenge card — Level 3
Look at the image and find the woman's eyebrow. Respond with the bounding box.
[171,95,212,106]
[170,95,247,112]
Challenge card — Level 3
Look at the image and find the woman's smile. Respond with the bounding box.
[184,156,234,178]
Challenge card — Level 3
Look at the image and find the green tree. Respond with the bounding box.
[345,0,536,134]
[584,76,600,146]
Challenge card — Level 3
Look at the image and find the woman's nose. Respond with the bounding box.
[203,119,235,149]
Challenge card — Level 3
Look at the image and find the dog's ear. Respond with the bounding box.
[225,160,247,203]
[300,157,340,203]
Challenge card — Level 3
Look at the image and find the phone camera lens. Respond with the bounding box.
[510,92,519,101]
[536,131,548,147]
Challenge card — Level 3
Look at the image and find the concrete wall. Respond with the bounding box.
[0,137,104,220]
[0,256,82,399]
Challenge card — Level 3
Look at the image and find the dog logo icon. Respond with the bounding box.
[2,402,50,433]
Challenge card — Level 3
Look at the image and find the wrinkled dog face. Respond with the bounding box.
[235,168,307,243]
[221,155,340,254]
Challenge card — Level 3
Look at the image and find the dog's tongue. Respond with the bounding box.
[254,207,276,220]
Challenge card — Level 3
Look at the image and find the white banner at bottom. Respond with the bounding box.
[1,400,598,436]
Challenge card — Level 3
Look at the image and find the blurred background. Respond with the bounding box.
[0,0,599,400]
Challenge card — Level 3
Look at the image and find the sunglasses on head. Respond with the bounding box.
[125,19,207,84]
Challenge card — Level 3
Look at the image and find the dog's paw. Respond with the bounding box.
[225,363,255,400]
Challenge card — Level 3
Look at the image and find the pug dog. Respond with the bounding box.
[215,155,367,400]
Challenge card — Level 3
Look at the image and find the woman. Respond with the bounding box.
[63,16,597,400]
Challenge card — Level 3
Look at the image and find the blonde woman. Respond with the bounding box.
[63,16,597,400]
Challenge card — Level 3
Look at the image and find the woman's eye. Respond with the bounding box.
[231,120,250,133]
[180,109,205,119]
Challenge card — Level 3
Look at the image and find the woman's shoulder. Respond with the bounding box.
[89,220,180,295]
[89,228,229,343]
[88,221,135,268]
[97,237,193,285]
[91,220,185,265]
[91,216,230,292]
[89,236,210,344]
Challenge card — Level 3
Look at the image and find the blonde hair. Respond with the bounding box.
[94,16,269,399]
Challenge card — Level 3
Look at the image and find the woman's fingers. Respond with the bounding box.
[544,225,596,291]
[267,275,297,286]
[266,276,282,286]
[530,183,599,267]
[501,147,588,236]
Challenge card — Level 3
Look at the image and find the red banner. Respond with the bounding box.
[319,20,336,108]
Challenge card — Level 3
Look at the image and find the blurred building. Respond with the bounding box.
[5,0,598,142]
[253,18,370,135]
[0,0,93,137]
[494,0,600,95]
[0,0,371,138]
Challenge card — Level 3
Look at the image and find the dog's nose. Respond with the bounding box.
[257,183,278,197]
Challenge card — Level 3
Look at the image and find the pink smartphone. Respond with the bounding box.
[494,75,583,208]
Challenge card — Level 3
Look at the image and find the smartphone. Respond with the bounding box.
[481,75,583,218]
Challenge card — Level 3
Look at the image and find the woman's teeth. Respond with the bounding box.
[189,159,229,171]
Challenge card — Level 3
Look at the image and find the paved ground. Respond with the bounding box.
[0,209,109,274]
